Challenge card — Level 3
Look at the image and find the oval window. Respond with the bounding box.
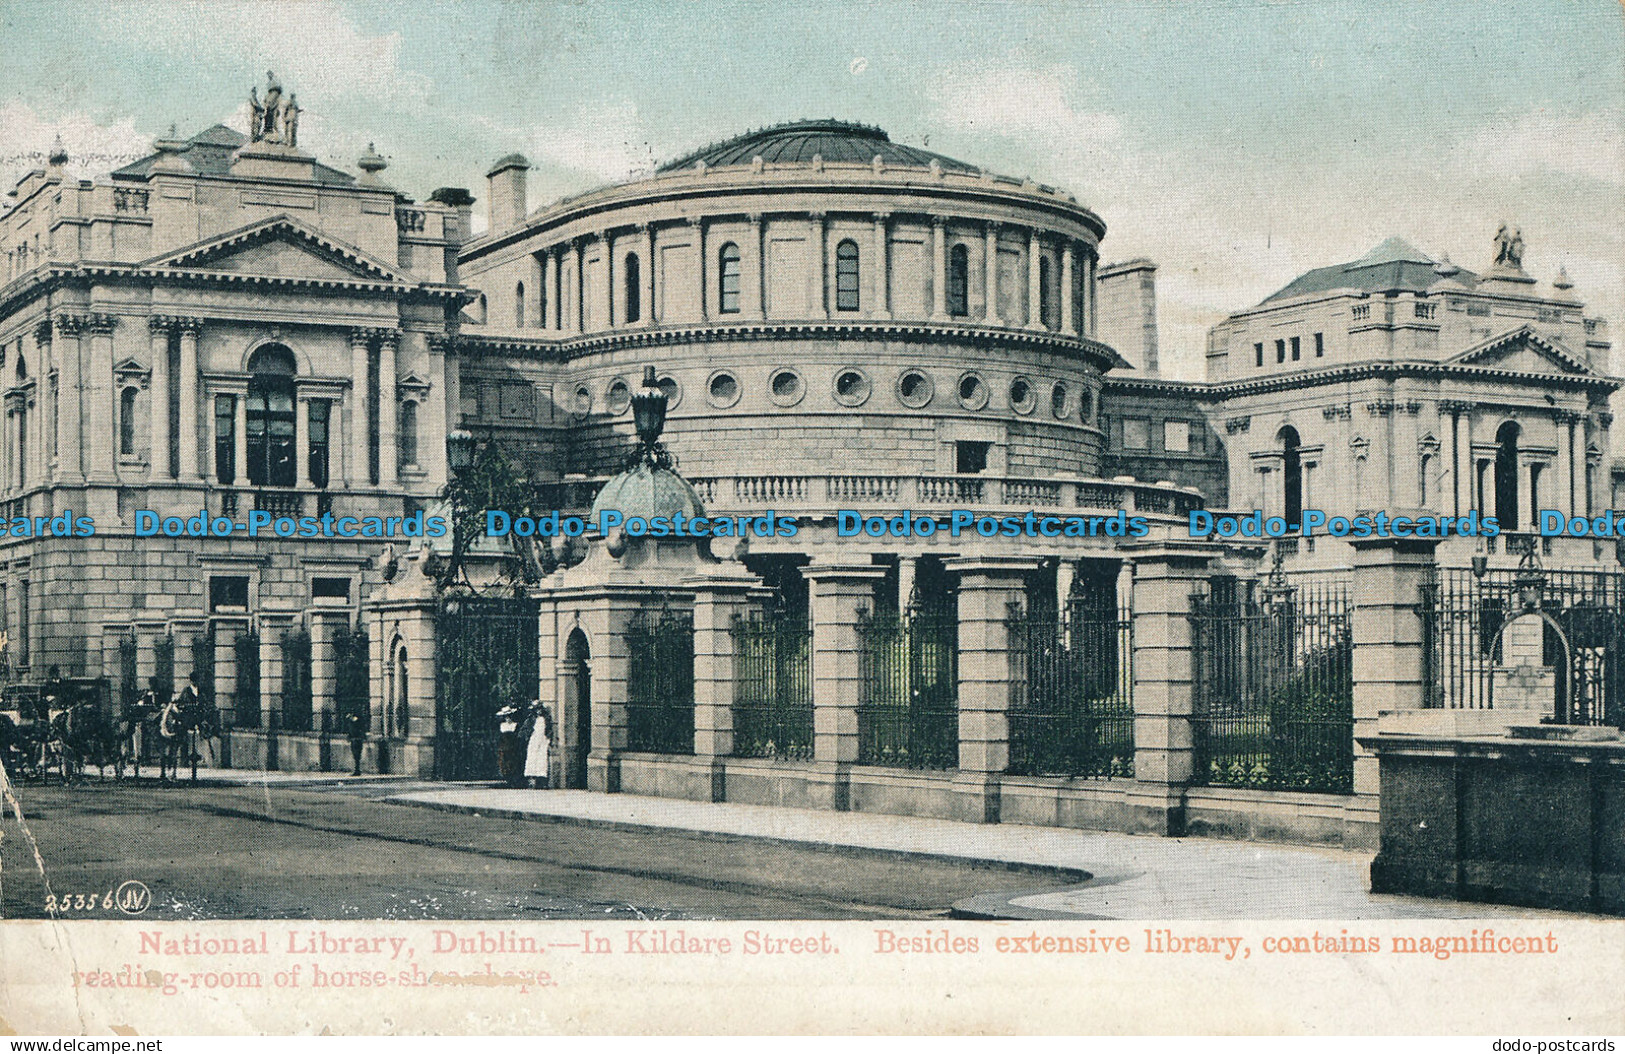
[573,385,593,415]
[707,370,741,408]
[897,369,934,408]
[834,368,872,407]
[606,377,631,414]
[1051,382,1069,419]
[958,372,989,411]
[1009,377,1035,414]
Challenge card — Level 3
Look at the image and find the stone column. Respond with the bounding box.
[931,218,948,320]
[1559,413,1577,520]
[749,214,766,319]
[811,212,828,318]
[53,316,83,484]
[553,247,565,332]
[807,563,886,777]
[1442,402,1464,517]
[349,330,370,486]
[602,232,615,330]
[1026,229,1043,330]
[535,252,549,329]
[308,611,339,732]
[871,213,890,319]
[328,400,345,490]
[1349,537,1438,841]
[1125,541,1218,835]
[948,556,1039,824]
[176,319,200,481]
[1060,242,1076,335]
[643,224,657,326]
[422,335,450,489]
[530,253,545,329]
[259,613,296,735]
[1055,559,1077,613]
[84,313,117,482]
[896,556,917,614]
[573,239,586,333]
[983,224,1002,326]
[692,218,708,322]
[686,571,763,801]
[377,332,398,486]
[233,396,248,488]
[1086,252,1099,338]
[1525,459,1541,533]
[586,597,647,794]
[148,319,171,479]
[295,396,312,489]
[1081,250,1094,338]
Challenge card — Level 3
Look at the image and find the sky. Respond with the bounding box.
[0,0,1621,380]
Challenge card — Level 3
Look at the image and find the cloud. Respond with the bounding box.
[0,103,152,196]
[1451,108,1625,187]
[101,0,433,109]
[471,100,666,194]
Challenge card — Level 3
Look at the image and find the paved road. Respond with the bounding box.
[0,777,1074,920]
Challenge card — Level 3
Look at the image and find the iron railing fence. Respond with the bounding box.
[233,632,260,728]
[1421,565,1625,726]
[1007,601,1135,778]
[279,630,313,733]
[1191,577,1353,794]
[857,604,959,769]
[435,595,540,780]
[625,610,696,755]
[731,613,813,761]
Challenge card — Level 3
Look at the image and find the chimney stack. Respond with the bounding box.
[486,154,531,234]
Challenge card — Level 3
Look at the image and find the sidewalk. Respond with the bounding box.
[386,785,1579,920]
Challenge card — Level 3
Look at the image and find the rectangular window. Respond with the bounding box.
[309,399,330,488]
[955,440,990,474]
[312,577,350,602]
[215,395,236,484]
[1122,418,1151,451]
[1254,342,1264,368]
[1275,339,1286,364]
[1290,336,1301,361]
[1314,332,1324,358]
[1164,421,1190,453]
[209,576,250,613]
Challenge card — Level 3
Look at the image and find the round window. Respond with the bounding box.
[606,377,631,414]
[769,368,805,407]
[658,375,682,410]
[833,368,872,407]
[958,372,989,411]
[707,370,741,409]
[1051,381,1069,419]
[1009,377,1035,414]
[573,384,593,415]
[1078,386,1095,424]
[896,369,934,408]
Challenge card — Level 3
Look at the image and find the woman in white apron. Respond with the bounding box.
[522,700,554,790]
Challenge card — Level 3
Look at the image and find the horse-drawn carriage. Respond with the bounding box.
[0,676,220,783]
[0,679,120,783]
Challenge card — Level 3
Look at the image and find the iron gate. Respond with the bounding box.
[1422,563,1625,726]
[435,595,540,780]
[1190,576,1353,793]
[1007,599,1134,778]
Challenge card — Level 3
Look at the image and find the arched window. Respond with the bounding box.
[835,239,861,312]
[246,344,297,488]
[1495,422,1520,530]
[718,242,741,314]
[1279,426,1303,525]
[1039,256,1054,328]
[515,282,525,328]
[539,267,548,329]
[398,400,419,469]
[394,644,410,737]
[15,354,26,382]
[947,244,970,317]
[120,388,138,456]
[624,252,641,323]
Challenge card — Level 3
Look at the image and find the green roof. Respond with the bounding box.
[1263,237,1477,303]
[658,120,979,174]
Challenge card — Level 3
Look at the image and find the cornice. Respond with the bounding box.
[1102,360,1621,399]
[454,320,1122,369]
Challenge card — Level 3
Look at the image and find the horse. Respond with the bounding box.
[52,701,125,782]
[119,698,160,779]
[158,696,220,782]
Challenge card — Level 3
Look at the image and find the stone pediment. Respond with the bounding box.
[143,215,407,284]
[1447,325,1593,376]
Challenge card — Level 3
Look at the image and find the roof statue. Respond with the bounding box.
[1494,223,1525,270]
[249,71,290,144]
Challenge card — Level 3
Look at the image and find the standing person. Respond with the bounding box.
[344,708,367,776]
[522,699,554,790]
[176,672,213,769]
[495,703,525,788]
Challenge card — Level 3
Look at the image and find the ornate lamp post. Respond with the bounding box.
[627,366,673,469]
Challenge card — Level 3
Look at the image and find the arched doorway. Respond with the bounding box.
[563,628,591,789]
[1495,422,1521,530]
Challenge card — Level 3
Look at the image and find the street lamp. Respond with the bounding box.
[628,365,673,469]
[446,429,477,477]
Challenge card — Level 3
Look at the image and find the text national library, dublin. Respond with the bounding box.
[3,75,1623,912]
